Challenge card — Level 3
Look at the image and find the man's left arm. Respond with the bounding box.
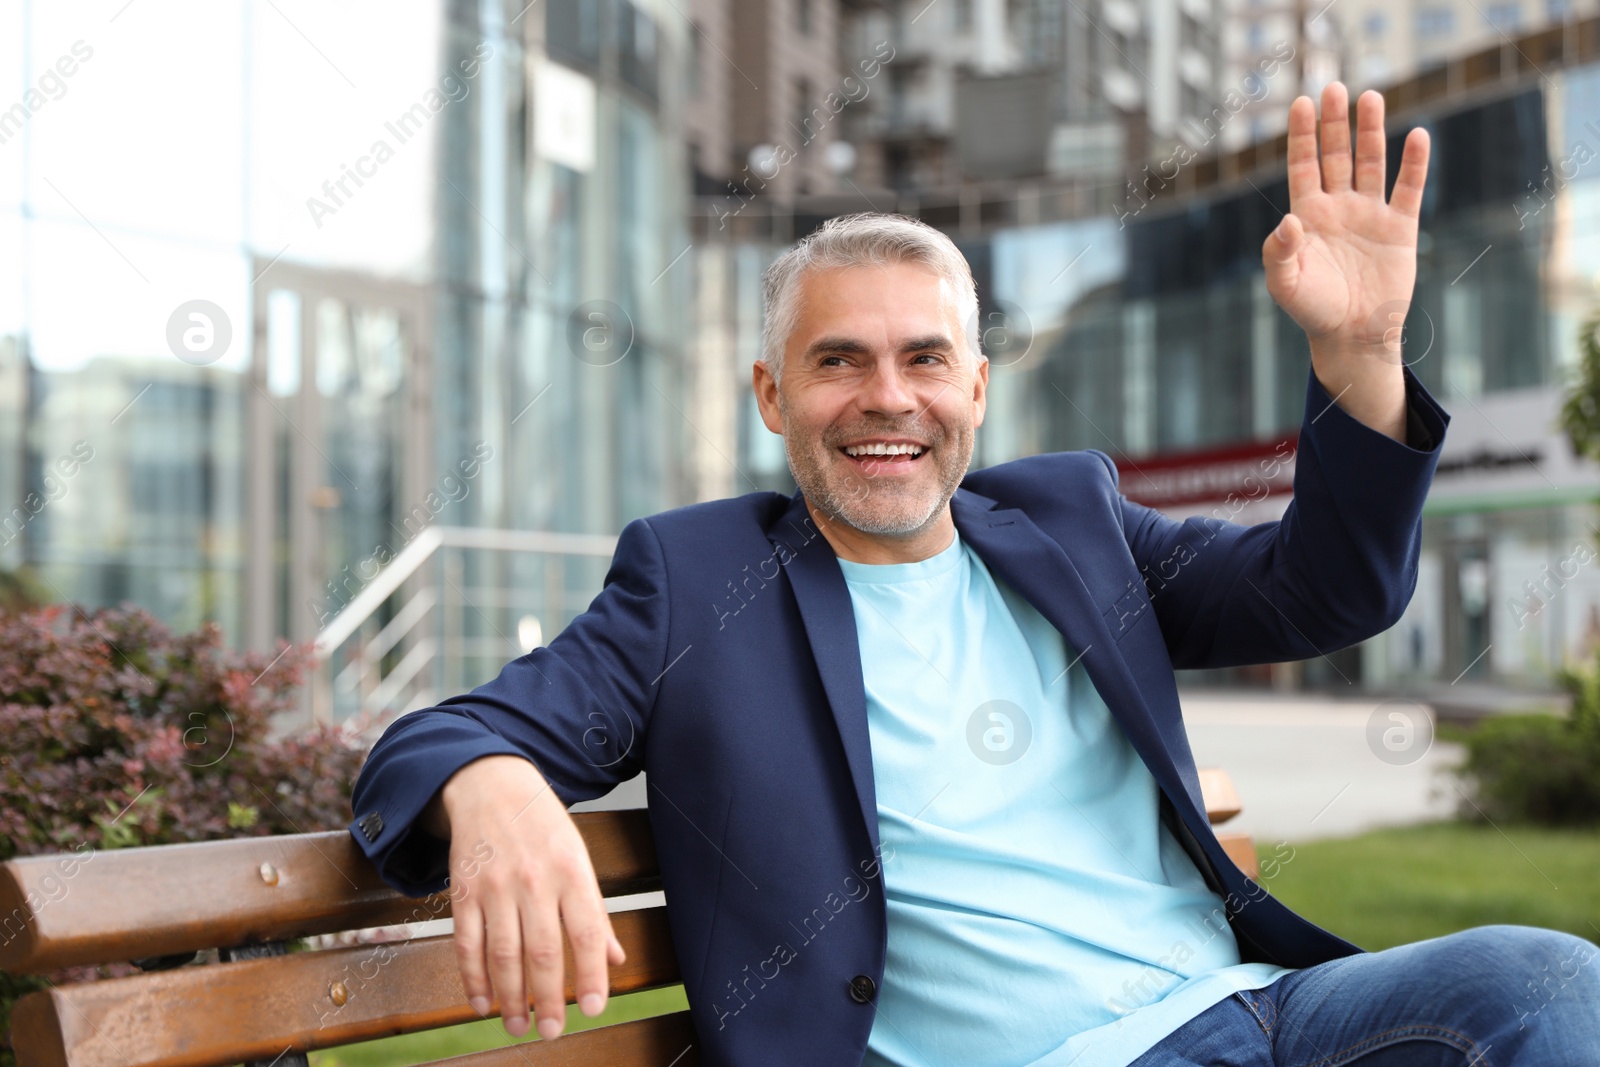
[1122,81,1449,668]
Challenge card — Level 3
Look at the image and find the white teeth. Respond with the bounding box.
[844,442,924,457]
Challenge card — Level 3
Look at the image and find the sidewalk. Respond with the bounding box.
[1181,689,1466,845]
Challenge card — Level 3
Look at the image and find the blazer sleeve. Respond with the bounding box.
[1115,363,1450,670]
[346,515,671,896]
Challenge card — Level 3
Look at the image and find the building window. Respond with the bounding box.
[888,65,912,132]
[1363,11,1387,39]
[954,0,973,30]
[618,1,659,101]
[795,77,815,142]
[546,0,602,67]
[1548,0,1573,20]
[1416,6,1455,37]
[797,0,811,34]
[1247,21,1265,49]
[1484,2,1521,31]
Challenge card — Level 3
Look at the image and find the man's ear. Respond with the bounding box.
[752,359,784,435]
[972,354,990,429]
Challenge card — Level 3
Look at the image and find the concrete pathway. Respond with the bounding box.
[1181,690,1465,845]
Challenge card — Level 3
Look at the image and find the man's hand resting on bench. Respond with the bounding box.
[422,754,628,1040]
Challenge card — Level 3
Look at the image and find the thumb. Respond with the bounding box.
[1262,213,1302,298]
[1267,212,1303,262]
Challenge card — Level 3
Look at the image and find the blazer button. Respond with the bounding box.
[848,974,876,1004]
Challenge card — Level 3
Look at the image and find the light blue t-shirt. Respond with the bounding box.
[836,530,1291,1067]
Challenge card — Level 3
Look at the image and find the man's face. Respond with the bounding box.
[753,260,989,538]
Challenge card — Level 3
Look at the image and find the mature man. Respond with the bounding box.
[349,83,1599,1065]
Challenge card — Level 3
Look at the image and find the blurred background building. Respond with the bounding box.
[4,0,1600,725]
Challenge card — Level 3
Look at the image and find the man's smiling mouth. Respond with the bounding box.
[838,440,929,468]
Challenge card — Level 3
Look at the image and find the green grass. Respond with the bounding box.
[306,984,688,1067]
[1259,821,1600,951]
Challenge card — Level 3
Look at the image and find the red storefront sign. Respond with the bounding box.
[1114,433,1299,510]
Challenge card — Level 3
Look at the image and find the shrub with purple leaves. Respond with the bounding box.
[0,604,365,859]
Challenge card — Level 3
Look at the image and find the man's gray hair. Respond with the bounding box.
[759,212,983,386]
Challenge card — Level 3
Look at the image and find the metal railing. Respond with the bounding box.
[310,526,619,733]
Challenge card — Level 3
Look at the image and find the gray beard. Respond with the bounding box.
[779,405,973,538]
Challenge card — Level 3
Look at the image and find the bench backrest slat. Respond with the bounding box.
[1197,767,1242,825]
[10,907,679,1067]
[0,811,658,975]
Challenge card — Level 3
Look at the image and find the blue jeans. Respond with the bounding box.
[1129,925,1600,1066]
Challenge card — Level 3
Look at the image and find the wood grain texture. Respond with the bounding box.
[0,810,659,974]
[1197,766,1243,826]
[10,907,680,1067]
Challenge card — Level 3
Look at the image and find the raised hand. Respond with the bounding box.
[1262,81,1432,441]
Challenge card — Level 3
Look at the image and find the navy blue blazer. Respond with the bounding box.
[350,364,1449,1065]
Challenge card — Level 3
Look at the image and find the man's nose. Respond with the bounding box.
[857,361,917,415]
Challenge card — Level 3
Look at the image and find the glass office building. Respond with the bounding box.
[0,0,694,660]
[725,55,1600,693]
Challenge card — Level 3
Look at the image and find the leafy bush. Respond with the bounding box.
[1457,648,1600,827]
[0,604,367,1063]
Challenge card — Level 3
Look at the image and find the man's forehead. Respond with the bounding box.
[794,266,963,337]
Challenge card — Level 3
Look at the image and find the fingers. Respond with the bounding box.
[459,864,611,1042]
[521,889,567,1040]
[1285,94,1321,208]
[1318,81,1352,192]
[443,759,628,1043]
[1354,89,1387,197]
[564,882,620,1022]
[454,899,496,1020]
[485,900,532,1036]
[1390,126,1431,219]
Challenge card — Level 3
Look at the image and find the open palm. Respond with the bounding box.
[1263,82,1431,351]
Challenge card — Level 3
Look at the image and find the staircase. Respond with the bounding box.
[309,526,619,732]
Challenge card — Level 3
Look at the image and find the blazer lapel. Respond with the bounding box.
[767,492,882,857]
[950,487,1206,818]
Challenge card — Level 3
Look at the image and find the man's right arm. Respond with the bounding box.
[348,515,670,891]
[346,516,672,1041]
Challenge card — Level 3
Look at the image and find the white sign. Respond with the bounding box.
[534,58,595,174]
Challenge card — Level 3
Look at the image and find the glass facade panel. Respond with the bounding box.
[1,0,693,665]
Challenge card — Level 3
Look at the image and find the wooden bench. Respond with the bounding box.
[0,771,1255,1067]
